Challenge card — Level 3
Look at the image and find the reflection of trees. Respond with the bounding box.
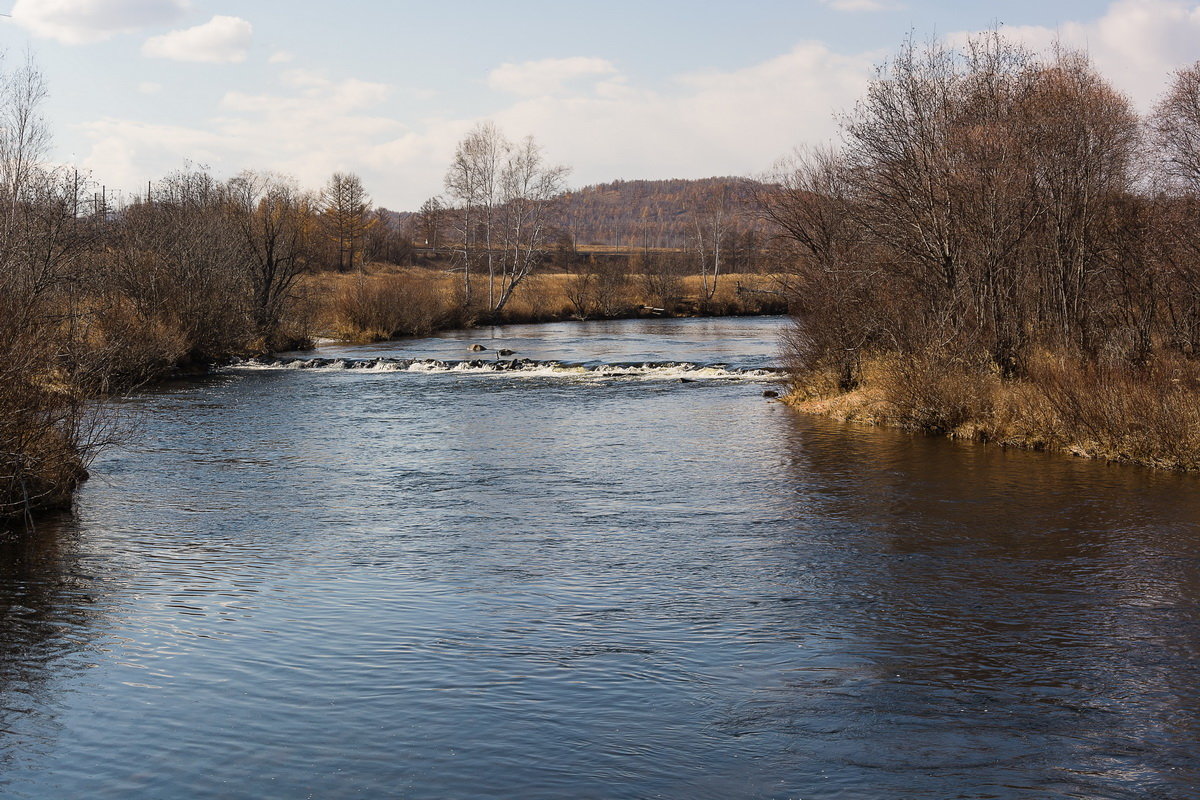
[0,514,110,773]
[763,412,1200,793]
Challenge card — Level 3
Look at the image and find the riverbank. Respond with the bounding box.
[784,351,1200,472]
[304,266,788,343]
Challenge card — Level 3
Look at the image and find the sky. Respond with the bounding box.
[0,0,1198,209]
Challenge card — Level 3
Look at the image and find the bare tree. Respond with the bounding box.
[1151,62,1200,354]
[107,168,250,362]
[493,135,569,313]
[414,195,447,253]
[320,172,374,271]
[224,171,314,347]
[766,32,1149,392]
[0,57,109,522]
[759,146,876,388]
[1152,62,1200,191]
[445,123,568,315]
[1023,48,1140,354]
[691,181,744,305]
[0,53,48,233]
[444,122,505,307]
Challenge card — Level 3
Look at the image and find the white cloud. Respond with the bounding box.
[142,15,253,63]
[79,117,235,199]
[77,42,878,209]
[488,57,618,96]
[268,50,294,64]
[482,43,877,187]
[54,0,1200,213]
[79,70,402,195]
[953,0,1200,109]
[138,81,162,94]
[12,0,188,45]
[820,0,904,11]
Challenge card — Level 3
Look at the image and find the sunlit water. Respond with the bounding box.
[2,316,1200,799]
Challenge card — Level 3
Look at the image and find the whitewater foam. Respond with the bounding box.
[226,356,784,382]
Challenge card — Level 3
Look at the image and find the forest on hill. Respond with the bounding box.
[556,177,766,249]
[397,177,768,252]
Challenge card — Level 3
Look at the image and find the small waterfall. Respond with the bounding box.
[227,356,785,382]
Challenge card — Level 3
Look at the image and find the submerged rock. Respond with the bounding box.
[497,349,516,356]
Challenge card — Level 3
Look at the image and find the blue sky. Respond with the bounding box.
[0,0,1196,208]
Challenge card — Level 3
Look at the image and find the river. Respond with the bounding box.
[2,316,1199,799]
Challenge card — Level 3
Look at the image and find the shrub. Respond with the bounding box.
[330,273,451,341]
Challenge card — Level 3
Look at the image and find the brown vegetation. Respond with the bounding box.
[308,264,786,342]
[554,177,768,250]
[767,34,1200,471]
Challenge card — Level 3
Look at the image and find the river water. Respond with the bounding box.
[2,316,1199,799]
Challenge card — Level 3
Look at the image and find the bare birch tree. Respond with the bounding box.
[444,122,504,307]
[493,135,569,313]
[691,181,743,305]
[445,123,568,315]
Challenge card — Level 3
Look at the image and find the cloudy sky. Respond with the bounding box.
[2,0,1199,209]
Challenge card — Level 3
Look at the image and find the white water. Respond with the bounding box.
[227,356,785,382]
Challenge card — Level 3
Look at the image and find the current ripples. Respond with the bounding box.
[2,317,1200,798]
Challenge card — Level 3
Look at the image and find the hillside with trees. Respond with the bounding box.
[555,177,765,250]
[402,177,768,252]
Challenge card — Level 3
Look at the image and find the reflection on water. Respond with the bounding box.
[0,518,118,775]
[296,315,789,369]
[770,422,1200,797]
[1,316,1199,799]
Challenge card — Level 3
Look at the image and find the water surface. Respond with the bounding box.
[2,316,1199,799]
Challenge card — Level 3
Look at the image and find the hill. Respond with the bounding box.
[556,177,763,249]
[394,177,767,252]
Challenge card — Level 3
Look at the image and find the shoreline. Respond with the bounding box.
[306,305,787,347]
[781,359,1200,474]
[304,267,789,344]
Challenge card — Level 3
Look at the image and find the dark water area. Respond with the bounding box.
[2,316,1200,799]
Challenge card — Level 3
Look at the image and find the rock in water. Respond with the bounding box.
[469,344,487,352]
[762,390,779,398]
[497,349,515,356]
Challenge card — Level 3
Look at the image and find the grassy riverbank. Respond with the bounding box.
[784,350,1200,472]
[306,265,788,343]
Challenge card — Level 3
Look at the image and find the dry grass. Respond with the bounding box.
[785,349,1200,471]
[1027,353,1200,469]
[301,265,788,340]
[323,271,454,342]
